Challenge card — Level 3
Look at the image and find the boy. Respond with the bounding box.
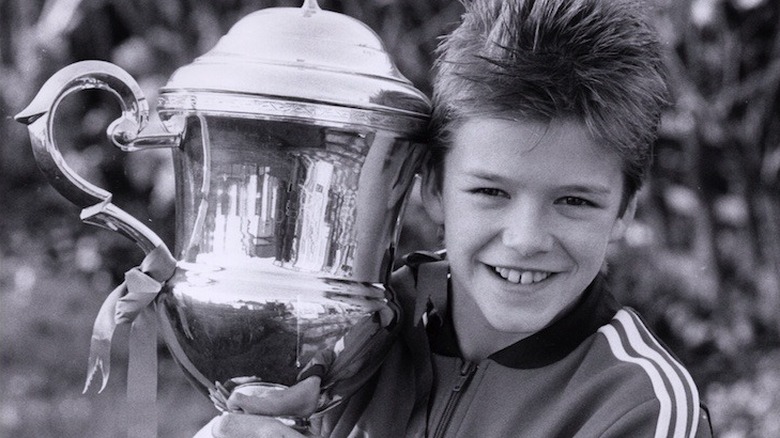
[203,0,713,436]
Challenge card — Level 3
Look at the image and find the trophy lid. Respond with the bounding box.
[159,0,430,120]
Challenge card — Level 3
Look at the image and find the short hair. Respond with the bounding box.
[429,0,669,206]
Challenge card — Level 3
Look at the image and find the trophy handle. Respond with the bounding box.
[15,60,181,254]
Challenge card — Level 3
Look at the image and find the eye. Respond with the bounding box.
[556,196,595,207]
[471,187,510,198]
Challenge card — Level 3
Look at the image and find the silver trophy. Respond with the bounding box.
[16,0,429,432]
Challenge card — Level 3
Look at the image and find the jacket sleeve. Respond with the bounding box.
[695,405,714,438]
[598,399,659,438]
[599,399,712,438]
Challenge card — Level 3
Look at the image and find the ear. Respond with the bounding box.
[420,164,445,225]
[609,195,637,242]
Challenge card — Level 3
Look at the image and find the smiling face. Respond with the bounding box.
[423,117,635,348]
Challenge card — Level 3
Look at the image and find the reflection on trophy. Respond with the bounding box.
[15,0,429,433]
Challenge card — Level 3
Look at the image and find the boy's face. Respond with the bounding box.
[423,117,634,336]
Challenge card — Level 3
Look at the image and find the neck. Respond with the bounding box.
[450,283,530,361]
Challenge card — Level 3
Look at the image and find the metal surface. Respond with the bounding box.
[17,0,430,423]
[157,261,396,415]
[172,114,424,280]
[14,60,179,253]
[157,111,423,415]
[158,0,430,117]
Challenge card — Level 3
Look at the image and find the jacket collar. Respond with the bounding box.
[420,266,620,369]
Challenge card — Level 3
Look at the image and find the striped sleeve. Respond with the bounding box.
[597,308,701,438]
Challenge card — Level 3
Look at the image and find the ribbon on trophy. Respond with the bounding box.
[83,244,177,438]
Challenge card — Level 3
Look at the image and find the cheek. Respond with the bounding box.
[441,217,495,267]
[562,225,614,267]
[442,207,496,244]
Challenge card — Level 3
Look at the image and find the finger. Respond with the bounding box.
[209,388,228,407]
[225,391,253,413]
[226,378,321,416]
[224,376,260,393]
[209,394,228,412]
[211,399,227,412]
[215,381,232,399]
[209,387,225,401]
[226,391,278,415]
[230,376,260,385]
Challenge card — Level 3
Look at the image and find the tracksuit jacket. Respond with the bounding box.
[313,252,713,437]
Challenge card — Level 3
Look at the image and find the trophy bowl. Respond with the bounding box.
[15,0,430,431]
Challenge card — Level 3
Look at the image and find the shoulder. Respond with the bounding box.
[389,251,448,316]
[589,307,710,438]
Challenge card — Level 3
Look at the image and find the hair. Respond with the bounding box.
[429,0,669,209]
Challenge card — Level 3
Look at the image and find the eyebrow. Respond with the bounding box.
[557,184,614,196]
[464,170,505,182]
[465,171,614,196]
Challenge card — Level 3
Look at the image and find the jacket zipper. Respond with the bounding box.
[431,361,477,438]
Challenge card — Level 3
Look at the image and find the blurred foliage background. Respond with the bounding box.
[1,0,779,437]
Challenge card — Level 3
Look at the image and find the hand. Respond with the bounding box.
[226,376,322,416]
[210,412,309,438]
[209,376,260,412]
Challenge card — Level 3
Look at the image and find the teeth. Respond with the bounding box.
[494,266,551,284]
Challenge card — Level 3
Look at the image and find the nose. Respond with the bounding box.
[501,202,555,256]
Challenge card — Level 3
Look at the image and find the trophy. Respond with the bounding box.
[15,0,429,433]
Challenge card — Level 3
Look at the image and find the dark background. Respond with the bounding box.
[1,0,779,436]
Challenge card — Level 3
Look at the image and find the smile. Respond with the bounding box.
[493,266,552,285]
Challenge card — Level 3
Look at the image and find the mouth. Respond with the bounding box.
[490,265,553,285]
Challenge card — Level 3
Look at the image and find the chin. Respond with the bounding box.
[485,311,547,335]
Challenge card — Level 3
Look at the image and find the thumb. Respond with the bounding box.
[226,377,321,416]
[225,391,252,413]
[225,386,292,415]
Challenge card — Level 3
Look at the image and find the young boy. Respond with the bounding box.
[204,0,713,436]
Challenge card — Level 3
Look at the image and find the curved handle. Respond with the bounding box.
[15,60,180,254]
